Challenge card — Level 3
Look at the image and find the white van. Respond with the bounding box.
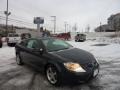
[7,33,21,46]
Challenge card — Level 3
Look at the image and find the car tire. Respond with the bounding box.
[16,54,23,65]
[75,39,78,42]
[7,43,11,46]
[12,43,16,47]
[46,64,62,86]
[80,40,83,42]
[0,43,2,48]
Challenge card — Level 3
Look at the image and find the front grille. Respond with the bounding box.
[82,61,98,71]
[87,63,94,68]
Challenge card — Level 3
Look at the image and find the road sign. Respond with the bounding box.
[34,17,44,24]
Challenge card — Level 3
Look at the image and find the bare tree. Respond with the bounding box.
[113,19,117,37]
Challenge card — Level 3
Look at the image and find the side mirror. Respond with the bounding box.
[39,48,44,54]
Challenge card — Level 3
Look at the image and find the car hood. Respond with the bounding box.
[51,48,96,64]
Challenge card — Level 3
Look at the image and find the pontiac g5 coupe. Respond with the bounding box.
[15,38,99,86]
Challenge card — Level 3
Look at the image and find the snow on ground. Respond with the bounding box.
[1,40,120,63]
[1,40,120,90]
[0,43,16,72]
[68,40,120,62]
[95,37,120,44]
[0,43,15,61]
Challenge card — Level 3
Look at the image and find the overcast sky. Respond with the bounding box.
[0,0,120,32]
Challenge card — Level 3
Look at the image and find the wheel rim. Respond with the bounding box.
[16,55,20,64]
[46,67,57,84]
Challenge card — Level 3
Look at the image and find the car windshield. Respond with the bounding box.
[42,38,72,52]
[8,33,19,37]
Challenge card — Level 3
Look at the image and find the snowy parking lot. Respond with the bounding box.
[0,40,120,90]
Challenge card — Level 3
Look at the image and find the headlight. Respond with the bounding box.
[64,62,86,72]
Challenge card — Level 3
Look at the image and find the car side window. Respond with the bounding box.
[20,40,27,47]
[26,40,39,49]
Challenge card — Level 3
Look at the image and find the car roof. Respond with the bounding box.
[25,37,55,41]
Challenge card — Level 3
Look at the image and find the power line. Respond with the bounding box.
[0,18,32,26]
[0,12,33,25]
[0,18,35,29]
[0,19,35,30]
[10,13,32,22]
[0,15,34,26]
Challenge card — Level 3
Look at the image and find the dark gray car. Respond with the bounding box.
[15,37,99,86]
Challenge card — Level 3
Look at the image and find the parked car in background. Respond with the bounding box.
[57,32,71,40]
[15,37,99,86]
[6,33,21,46]
[51,34,58,38]
[21,33,31,40]
[75,34,86,42]
[0,34,3,48]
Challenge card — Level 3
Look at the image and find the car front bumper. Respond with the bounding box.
[61,66,99,83]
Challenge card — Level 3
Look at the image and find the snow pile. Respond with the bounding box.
[0,43,15,64]
[95,37,120,44]
[68,41,120,62]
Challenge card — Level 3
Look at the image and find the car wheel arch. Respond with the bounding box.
[16,51,20,56]
[44,62,62,74]
[16,52,23,65]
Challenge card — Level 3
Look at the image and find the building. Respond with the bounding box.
[108,13,120,31]
[95,13,120,32]
[95,24,115,32]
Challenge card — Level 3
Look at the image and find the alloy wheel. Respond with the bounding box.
[46,66,58,84]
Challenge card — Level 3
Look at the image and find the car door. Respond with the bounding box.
[24,39,45,69]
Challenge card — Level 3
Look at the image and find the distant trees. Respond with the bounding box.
[95,13,120,36]
[113,18,120,36]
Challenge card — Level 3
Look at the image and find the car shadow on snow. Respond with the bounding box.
[0,55,102,90]
[91,44,109,46]
[19,64,102,89]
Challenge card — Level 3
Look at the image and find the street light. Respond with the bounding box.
[51,16,56,34]
[64,22,67,33]
[4,0,11,36]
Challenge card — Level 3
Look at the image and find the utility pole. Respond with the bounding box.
[86,24,90,33]
[67,24,71,32]
[51,16,56,34]
[74,23,77,32]
[64,22,67,33]
[99,22,103,37]
[99,22,102,32]
[4,0,11,36]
